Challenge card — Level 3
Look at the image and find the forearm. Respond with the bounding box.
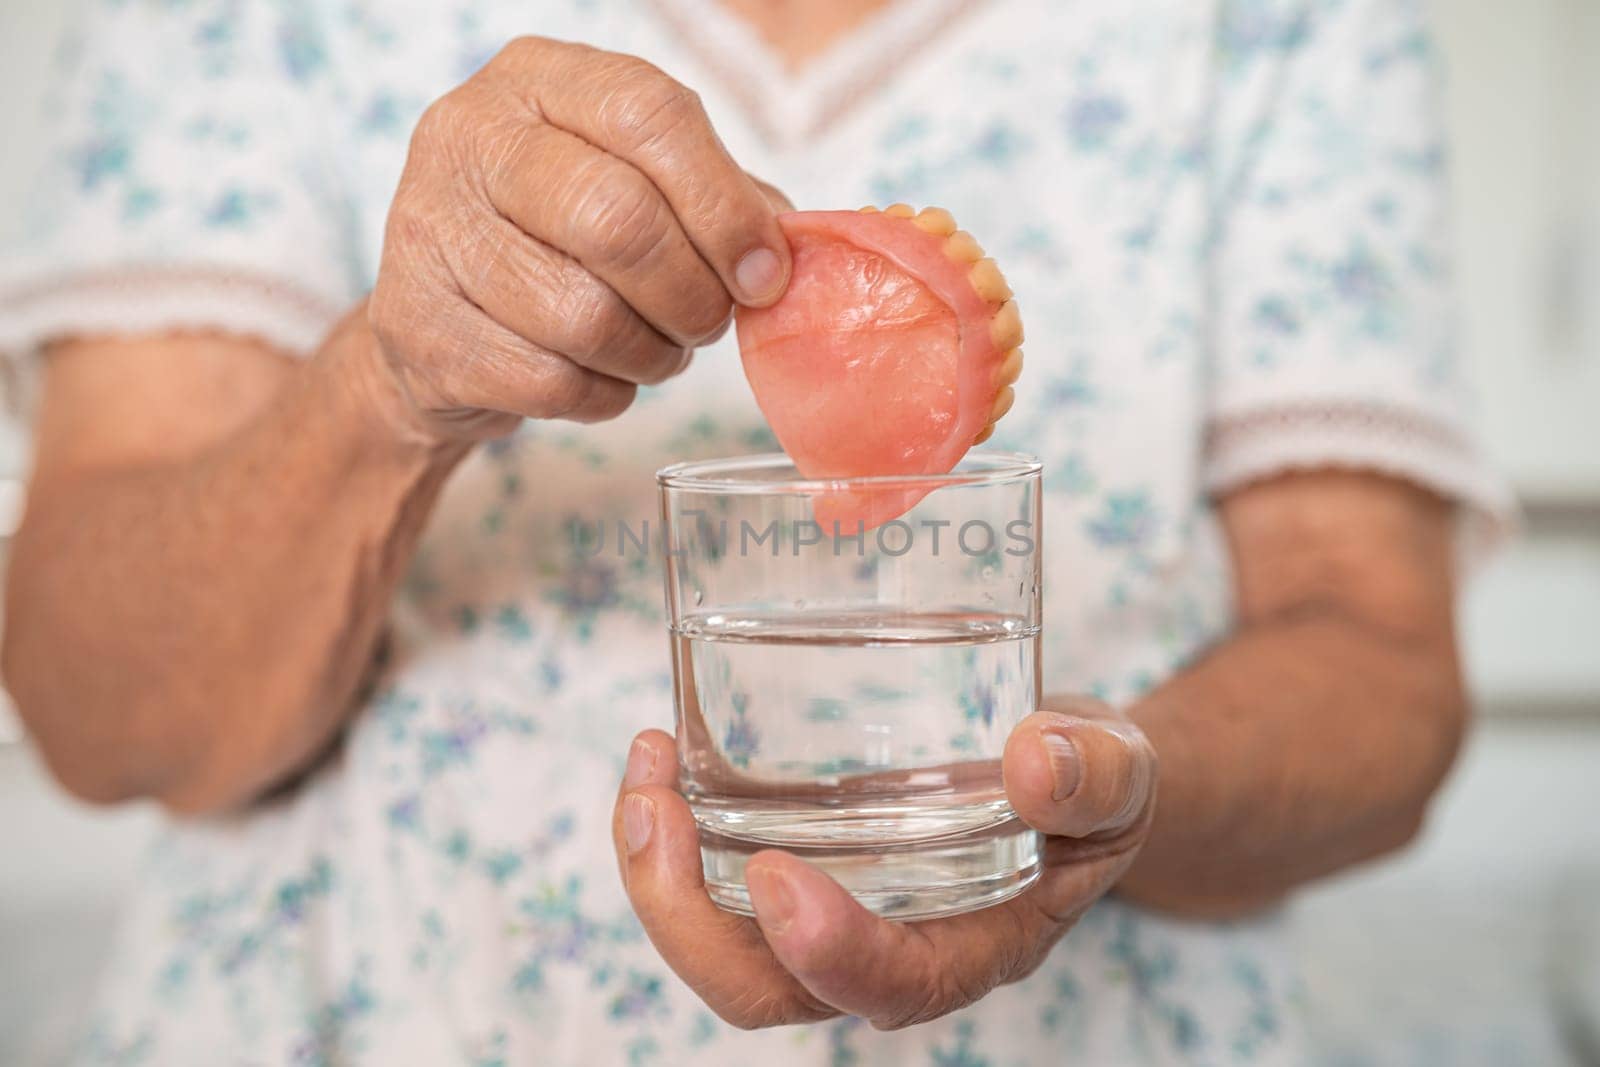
[1119,605,1467,917]
[2,314,468,813]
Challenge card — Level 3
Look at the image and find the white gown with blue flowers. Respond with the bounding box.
[0,0,1509,1063]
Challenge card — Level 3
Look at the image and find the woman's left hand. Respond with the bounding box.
[610,698,1157,1030]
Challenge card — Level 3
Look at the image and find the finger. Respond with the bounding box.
[479,121,732,347]
[415,297,638,423]
[748,173,796,214]
[611,729,678,886]
[746,851,1043,1030]
[699,313,734,347]
[1002,702,1158,840]
[497,40,792,306]
[441,208,691,385]
[615,729,678,795]
[616,782,835,1028]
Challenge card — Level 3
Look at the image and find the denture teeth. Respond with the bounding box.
[912,207,958,236]
[973,424,996,445]
[859,205,881,213]
[997,347,1024,386]
[990,300,1024,348]
[991,385,1016,421]
[969,258,1013,302]
[944,230,985,263]
[884,203,916,218]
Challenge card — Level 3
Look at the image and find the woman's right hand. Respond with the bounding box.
[365,37,793,443]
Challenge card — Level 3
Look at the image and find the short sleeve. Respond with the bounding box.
[1203,0,1515,555]
[0,0,358,380]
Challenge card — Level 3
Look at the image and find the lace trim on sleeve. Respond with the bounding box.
[1203,400,1518,563]
[0,264,346,363]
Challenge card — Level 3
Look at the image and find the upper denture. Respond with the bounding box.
[735,205,1025,526]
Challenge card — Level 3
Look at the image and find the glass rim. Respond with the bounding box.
[656,451,1042,494]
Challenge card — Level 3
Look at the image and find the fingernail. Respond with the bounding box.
[623,739,656,790]
[1041,729,1081,802]
[735,247,784,302]
[751,867,795,935]
[623,793,655,855]
[703,315,733,345]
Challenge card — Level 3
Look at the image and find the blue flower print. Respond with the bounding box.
[1086,492,1160,548]
[1065,93,1128,151]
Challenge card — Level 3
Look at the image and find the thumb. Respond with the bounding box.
[1003,699,1157,839]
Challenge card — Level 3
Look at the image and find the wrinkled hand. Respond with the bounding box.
[367,37,792,442]
[611,698,1157,1030]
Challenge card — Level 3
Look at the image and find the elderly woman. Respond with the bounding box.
[0,0,1507,1063]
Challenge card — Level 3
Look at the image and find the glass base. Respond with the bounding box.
[699,817,1043,922]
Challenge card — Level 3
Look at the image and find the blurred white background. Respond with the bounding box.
[1,1,1597,1064]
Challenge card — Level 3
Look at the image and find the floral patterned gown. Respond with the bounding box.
[0,0,1508,1063]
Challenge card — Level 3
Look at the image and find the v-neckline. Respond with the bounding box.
[645,0,988,149]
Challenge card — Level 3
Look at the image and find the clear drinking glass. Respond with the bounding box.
[657,452,1043,921]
